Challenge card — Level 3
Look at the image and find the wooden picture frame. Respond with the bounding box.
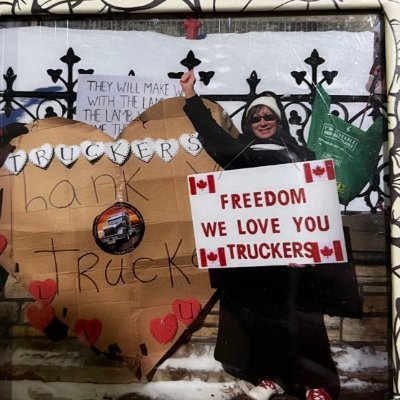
[0,1,397,398]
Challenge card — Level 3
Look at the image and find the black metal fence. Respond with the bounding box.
[0,46,387,212]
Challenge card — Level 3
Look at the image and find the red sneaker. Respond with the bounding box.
[306,388,332,400]
[248,380,284,400]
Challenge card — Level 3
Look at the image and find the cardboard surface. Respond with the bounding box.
[0,97,234,377]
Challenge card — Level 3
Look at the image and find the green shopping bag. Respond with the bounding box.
[307,85,384,205]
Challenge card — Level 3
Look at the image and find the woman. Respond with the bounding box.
[180,70,362,400]
[181,71,312,170]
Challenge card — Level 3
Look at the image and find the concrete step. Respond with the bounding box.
[0,339,390,399]
[0,379,391,400]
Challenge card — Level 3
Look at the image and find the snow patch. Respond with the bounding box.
[1,379,240,400]
[341,377,386,391]
[159,346,223,372]
[333,346,388,372]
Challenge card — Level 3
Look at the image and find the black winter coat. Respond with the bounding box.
[183,94,362,397]
[184,95,314,169]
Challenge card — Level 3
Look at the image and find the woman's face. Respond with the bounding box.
[249,106,278,139]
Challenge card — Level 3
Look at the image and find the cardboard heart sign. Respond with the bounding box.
[131,138,155,163]
[4,150,28,174]
[80,140,105,162]
[172,298,202,326]
[28,143,53,169]
[26,301,55,331]
[149,313,178,344]
[75,318,102,346]
[154,138,179,162]
[179,133,203,157]
[55,144,81,166]
[104,139,131,165]
[0,233,8,255]
[29,279,57,303]
[0,97,237,378]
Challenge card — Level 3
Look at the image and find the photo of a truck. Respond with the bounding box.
[101,210,141,245]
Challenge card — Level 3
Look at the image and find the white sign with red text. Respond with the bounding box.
[188,159,347,268]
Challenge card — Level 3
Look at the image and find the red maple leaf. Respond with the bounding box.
[197,179,207,189]
[312,165,325,176]
[207,252,218,262]
[320,246,333,257]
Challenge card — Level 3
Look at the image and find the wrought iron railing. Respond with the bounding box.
[0,47,387,212]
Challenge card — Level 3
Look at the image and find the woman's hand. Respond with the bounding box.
[180,70,197,99]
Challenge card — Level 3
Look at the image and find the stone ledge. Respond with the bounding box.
[0,378,390,400]
[342,317,388,343]
[0,340,389,388]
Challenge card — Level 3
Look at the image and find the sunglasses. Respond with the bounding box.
[249,114,277,124]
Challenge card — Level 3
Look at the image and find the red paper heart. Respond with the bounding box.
[172,298,202,326]
[149,313,178,344]
[29,279,57,304]
[26,300,55,331]
[75,319,102,346]
[0,233,8,255]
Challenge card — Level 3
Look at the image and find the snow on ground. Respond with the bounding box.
[333,346,388,373]
[341,378,385,391]
[0,376,387,400]
[0,345,388,399]
[5,343,387,376]
[1,380,240,400]
[159,344,224,371]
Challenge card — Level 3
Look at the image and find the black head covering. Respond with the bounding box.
[239,92,314,164]
[240,91,297,147]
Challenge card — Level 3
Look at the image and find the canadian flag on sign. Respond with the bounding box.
[303,159,335,183]
[309,240,345,263]
[188,174,216,195]
[199,248,227,268]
